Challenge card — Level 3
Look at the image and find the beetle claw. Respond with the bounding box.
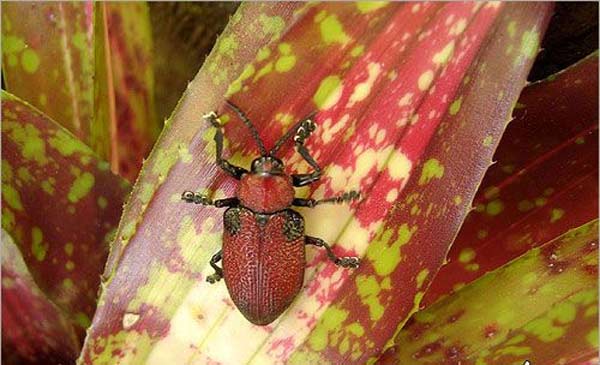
[203,111,222,128]
[182,191,195,202]
[336,257,360,269]
[206,273,223,284]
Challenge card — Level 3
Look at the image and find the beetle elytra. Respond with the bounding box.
[182,101,360,325]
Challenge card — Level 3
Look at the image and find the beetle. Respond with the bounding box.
[182,101,360,325]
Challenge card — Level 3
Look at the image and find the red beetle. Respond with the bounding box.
[182,101,360,325]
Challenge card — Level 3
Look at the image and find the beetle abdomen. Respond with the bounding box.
[222,207,305,325]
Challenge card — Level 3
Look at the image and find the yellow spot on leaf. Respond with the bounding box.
[486,199,504,216]
[356,274,385,321]
[97,196,108,209]
[217,35,237,57]
[21,49,40,73]
[275,113,294,127]
[275,54,296,73]
[258,14,285,40]
[587,328,598,347]
[452,195,462,206]
[48,129,91,156]
[459,248,476,263]
[416,269,429,288]
[523,300,576,342]
[252,62,273,83]
[68,172,95,203]
[226,63,255,95]
[2,184,23,211]
[386,189,398,203]
[484,186,500,199]
[368,224,416,276]
[31,227,47,261]
[75,312,91,328]
[64,242,74,256]
[351,45,365,57]
[519,29,540,60]
[466,263,480,271]
[387,150,411,181]
[483,135,494,147]
[433,41,455,65]
[319,14,351,45]
[4,122,48,165]
[449,18,467,36]
[356,2,388,13]
[398,93,414,107]
[507,20,517,38]
[418,70,434,91]
[550,208,565,223]
[308,306,348,351]
[256,46,271,61]
[495,345,531,356]
[313,75,343,110]
[418,158,444,185]
[518,200,534,212]
[348,62,381,106]
[449,96,462,115]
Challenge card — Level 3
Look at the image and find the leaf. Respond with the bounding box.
[2,2,160,181]
[1,91,130,337]
[79,3,552,364]
[94,2,160,181]
[378,219,598,365]
[423,52,599,307]
[1,2,94,140]
[2,229,80,365]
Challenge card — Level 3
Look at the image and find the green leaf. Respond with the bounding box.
[381,219,598,365]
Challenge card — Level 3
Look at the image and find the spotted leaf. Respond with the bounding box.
[78,3,552,364]
[2,229,80,365]
[1,91,130,340]
[1,2,94,141]
[378,219,598,365]
[1,2,160,182]
[423,51,599,307]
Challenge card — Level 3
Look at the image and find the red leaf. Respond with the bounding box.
[1,91,130,338]
[423,52,599,307]
[2,230,79,365]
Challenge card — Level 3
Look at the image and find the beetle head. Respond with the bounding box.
[251,156,284,175]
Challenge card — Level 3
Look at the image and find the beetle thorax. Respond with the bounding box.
[237,173,295,213]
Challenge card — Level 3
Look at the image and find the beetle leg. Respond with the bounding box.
[206,250,223,284]
[305,236,360,269]
[181,192,239,207]
[292,191,361,208]
[291,117,322,187]
[204,111,248,180]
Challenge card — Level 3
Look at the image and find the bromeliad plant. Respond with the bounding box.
[1,2,597,365]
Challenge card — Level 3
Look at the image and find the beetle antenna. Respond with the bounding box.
[225,100,267,156]
[270,111,317,157]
